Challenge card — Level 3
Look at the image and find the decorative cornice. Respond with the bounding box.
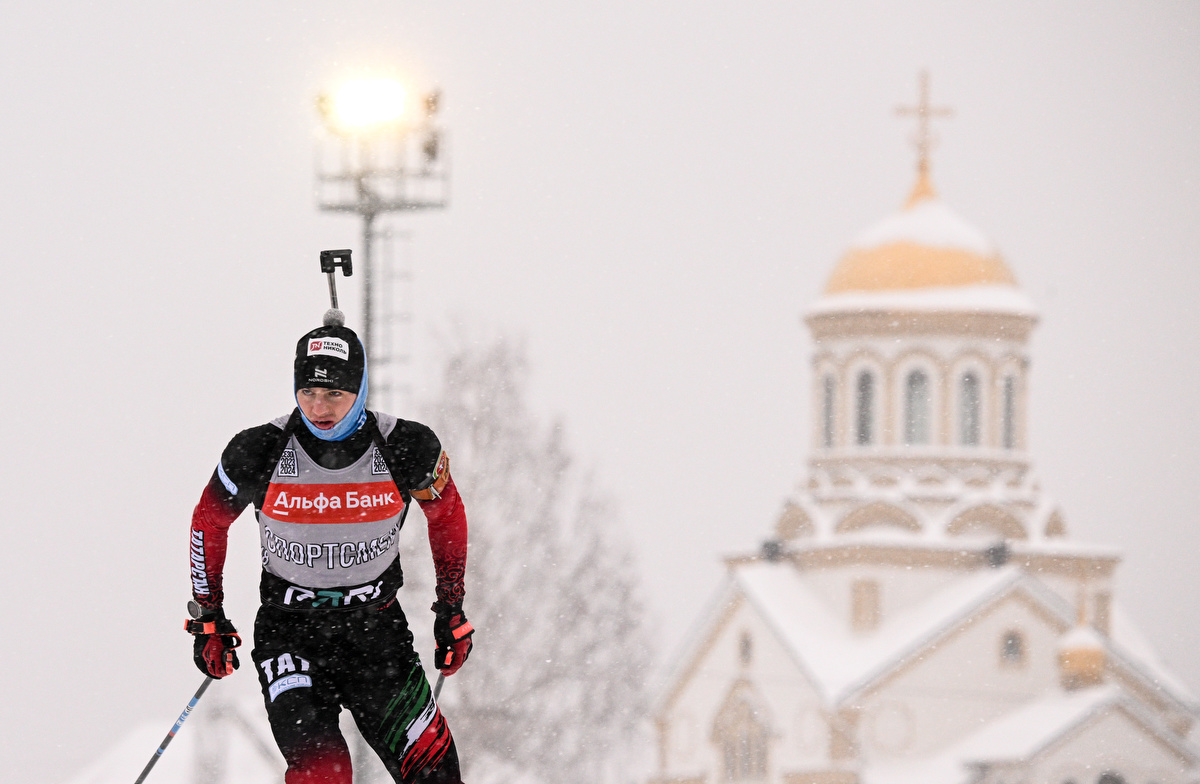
[806,310,1036,341]
[725,542,1120,578]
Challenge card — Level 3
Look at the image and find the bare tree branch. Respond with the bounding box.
[412,337,651,783]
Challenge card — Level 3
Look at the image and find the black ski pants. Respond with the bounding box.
[252,600,462,784]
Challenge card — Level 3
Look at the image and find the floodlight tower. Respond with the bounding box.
[315,78,449,407]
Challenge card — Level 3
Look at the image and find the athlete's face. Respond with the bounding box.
[297,388,358,429]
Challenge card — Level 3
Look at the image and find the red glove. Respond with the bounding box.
[185,608,242,678]
[432,602,474,676]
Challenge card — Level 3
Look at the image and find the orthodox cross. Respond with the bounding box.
[895,70,953,177]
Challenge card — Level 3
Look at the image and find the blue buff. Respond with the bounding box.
[298,353,369,442]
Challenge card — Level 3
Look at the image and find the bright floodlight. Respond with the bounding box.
[326,78,407,132]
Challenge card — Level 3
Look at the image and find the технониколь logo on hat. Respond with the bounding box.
[307,338,350,360]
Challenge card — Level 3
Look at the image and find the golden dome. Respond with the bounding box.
[824,175,1017,295]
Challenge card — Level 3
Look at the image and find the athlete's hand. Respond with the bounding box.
[432,602,474,676]
[185,607,242,678]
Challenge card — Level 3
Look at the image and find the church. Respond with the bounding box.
[650,84,1200,784]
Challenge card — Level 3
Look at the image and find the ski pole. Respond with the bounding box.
[433,673,445,700]
[132,676,214,784]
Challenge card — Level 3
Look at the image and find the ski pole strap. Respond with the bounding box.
[133,677,214,784]
[183,613,241,643]
[183,618,217,635]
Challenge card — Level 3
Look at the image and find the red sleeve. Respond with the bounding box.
[417,474,468,607]
[189,473,246,611]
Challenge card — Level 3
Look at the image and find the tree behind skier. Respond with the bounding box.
[185,309,473,783]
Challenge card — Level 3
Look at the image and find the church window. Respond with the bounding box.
[1002,375,1017,449]
[959,371,981,446]
[903,369,931,445]
[855,371,875,445]
[852,579,881,631]
[714,694,769,782]
[739,632,753,666]
[822,375,836,448]
[1000,630,1025,666]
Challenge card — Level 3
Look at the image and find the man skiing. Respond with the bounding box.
[184,310,473,784]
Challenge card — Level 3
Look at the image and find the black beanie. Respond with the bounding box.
[294,325,365,393]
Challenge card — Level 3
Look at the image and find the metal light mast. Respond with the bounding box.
[315,80,449,407]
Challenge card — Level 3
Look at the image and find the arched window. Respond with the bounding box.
[1000,630,1025,666]
[904,369,931,445]
[852,579,881,631]
[714,690,770,782]
[855,371,875,446]
[1002,375,1016,449]
[821,375,836,449]
[739,632,753,666]
[959,371,981,446]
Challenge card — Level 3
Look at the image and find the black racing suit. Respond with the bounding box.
[189,411,468,784]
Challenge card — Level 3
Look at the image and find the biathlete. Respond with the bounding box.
[184,311,473,784]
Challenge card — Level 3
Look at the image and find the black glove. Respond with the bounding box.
[184,606,242,678]
[432,601,474,676]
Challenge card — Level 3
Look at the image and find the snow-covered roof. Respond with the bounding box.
[953,685,1122,761]
[848,199,996,257]
[820,184,1022,297]
[731,557,1195,711]
[863,686,1199,784]
[1007,538,1123,560]
[807,283,1038,318]
[734,562,1029,705]
[1109,602,1198,703]
[659,539,1195,735]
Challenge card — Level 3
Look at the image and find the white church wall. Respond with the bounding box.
[659,595,830,779]
[852,590,1063,760]
[1022,708,1195,784]
[660,598,744,780]
[731,603,832,773]
[795,563,962,629]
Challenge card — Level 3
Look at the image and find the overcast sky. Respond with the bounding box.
[2,3,1198,781]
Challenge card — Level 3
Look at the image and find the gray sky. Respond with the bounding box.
[2,3,1198,781]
